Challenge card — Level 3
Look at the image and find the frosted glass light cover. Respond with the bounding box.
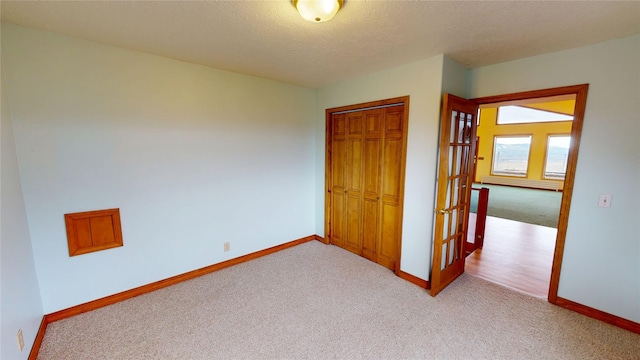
[296,0,341,22]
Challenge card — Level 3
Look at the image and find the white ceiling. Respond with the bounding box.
[1,1,639,88]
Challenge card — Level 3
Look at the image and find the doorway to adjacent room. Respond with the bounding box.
[430,84,589,303]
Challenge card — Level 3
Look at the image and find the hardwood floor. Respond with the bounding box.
[465,213,556,299]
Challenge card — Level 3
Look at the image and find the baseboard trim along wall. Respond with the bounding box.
[47,234,318,322]
[28,234,319,360]
[314,234,329,244]
[316,235,429,288]
[25,235,638,359]
[398,270,430,288]
[555,297,640,334]
[28,318,47,360]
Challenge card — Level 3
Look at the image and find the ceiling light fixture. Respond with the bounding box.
[293,0,344,23]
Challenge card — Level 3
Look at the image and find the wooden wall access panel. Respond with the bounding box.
[65,208,123,256]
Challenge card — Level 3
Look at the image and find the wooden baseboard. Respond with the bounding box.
[314,234,329,244]
[29,235,638,358]
[45,235,317,323]
[397,270,430,289]
[555,297,640,334]
[28,317,48,360]
[319,237,428,289]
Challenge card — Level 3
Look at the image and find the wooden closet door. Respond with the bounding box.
[361,109,383,262]
[330,113,347,248]
[378,105,406,270]
[326,97,408,273]
[344,111,364,255]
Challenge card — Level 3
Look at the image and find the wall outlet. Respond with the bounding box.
[598,194,612,208]
[224,242,230,252]
[17,329,24,352]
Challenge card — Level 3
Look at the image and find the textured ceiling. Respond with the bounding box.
[1,1,639,88]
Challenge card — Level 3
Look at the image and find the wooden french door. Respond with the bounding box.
[326,97,409,272]
[430,94,479,296]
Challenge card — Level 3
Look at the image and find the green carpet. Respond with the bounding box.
[469,184,562,228]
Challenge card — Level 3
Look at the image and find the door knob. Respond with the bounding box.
[434,209,451,215]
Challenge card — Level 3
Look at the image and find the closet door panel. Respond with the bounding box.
[362,138,381,259]
[347,138,363,193]
[343,112,364,253]
[361,110,383,259]
[330,114,347,248]
[381,137,403,201]
[378,106,405,270]
[327,99,407,272]
[378,203,398,270]
[384,106,405,135]
[345,137,363,253]
[363,110,383,196]
[331,191,346,248]
[365,109,383,136]
[361,197,379,260]
[345,195,362,254]
[363,138,381,194]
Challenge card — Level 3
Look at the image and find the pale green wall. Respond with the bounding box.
[316,55,469,281]
[469,34,640,322]
[2,23,317,314]
[2,23,638,359]
[1,57,44,359]
[442,55,469,98]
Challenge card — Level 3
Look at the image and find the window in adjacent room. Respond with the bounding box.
[497,105,573,124]
[491,135,532,177]
[544,135,571,180]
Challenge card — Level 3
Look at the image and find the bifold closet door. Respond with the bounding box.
[329,113,347,249]
[343,111,364,255]
[361,109,383,263]
[328,103,406,271]
[377,105,405,270]
[329,111,364,255]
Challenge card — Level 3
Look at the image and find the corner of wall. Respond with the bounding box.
[441,55,470,99]
[1,68,45,359]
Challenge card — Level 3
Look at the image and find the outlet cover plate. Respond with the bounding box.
[598,194,612,208]
[17,329,24,352]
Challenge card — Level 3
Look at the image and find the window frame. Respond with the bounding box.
[496,105,574,125]
[543,134,571,180]
[490,134,533,178]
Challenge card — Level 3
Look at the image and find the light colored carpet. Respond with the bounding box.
[38,241,639,359]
